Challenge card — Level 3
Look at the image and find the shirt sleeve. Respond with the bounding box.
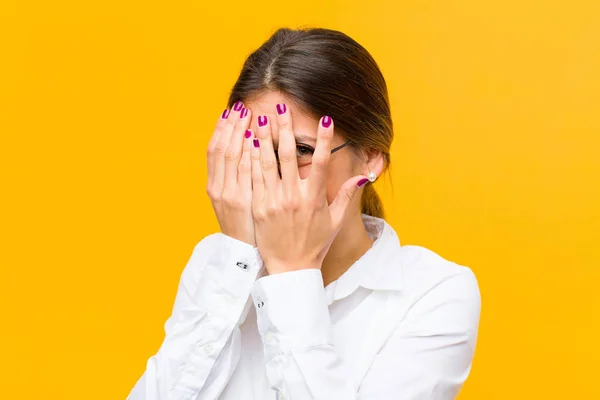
[127,233,265,400]
[249,268,481,400]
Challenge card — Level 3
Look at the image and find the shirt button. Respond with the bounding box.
[236,261,249,270]
[204,344,215,356]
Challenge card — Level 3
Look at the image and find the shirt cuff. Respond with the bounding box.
[192,234,265,325]
[250,268,333,362]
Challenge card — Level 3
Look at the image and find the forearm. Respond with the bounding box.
[128,234,265,400]
[250,268,356,399]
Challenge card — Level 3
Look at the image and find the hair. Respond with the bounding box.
[227,27,393,219]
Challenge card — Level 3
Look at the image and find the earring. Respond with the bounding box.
[368,171,377,182]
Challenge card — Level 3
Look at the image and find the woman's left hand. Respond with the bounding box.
[250,104,369,275]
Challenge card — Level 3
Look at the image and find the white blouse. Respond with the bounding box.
[127,214,481,400]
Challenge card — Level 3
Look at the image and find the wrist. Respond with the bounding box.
[266,262,321,275]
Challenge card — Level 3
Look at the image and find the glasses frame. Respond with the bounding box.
[274,140,352,161]
[273,140,352,175]
[330,140,352,154]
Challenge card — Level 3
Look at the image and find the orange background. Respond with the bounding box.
[1,0,599,398]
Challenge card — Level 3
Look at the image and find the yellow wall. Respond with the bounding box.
[1,0,598,398]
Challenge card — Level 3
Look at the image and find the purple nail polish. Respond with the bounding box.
[258,115,268,127]
[253,138,260,148]
[221,109,230,119]
[233,101,243,111]
[245,129,252,138]
[357,178,369,188]
[322,115,332,128]
[240,107,248,118]
[276,103,286,115]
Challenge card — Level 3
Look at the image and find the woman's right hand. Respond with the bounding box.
[206,101,256,246]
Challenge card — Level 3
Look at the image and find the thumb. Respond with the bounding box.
[329,175,369,228]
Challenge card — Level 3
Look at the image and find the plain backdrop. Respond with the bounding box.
[1,0,599,398]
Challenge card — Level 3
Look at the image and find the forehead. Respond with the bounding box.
[244,91,319,145]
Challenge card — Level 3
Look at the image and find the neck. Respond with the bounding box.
[321,212,375,288]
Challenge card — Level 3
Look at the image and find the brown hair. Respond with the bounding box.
[227,27,393,218]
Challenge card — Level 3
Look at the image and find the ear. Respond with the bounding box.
[361,148,385,178]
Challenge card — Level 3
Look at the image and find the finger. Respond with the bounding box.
[214,101,244,193]
[207,108,230,189]
[255,115,280,191]
[224,106,251,194]
[275,103,299,192]
[238,127,254,193]
[309,115,334,197]
[329,174,369,229]
[251,135,265,206]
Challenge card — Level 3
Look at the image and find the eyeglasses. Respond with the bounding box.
[274,140,351,163]
[330,140,352,154]
[273,140,352,172]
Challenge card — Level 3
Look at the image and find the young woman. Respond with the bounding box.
[127,27,481,400]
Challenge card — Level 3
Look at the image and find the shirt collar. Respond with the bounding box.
[326,214,403,304]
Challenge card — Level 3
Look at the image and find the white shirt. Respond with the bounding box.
[127,214,481,400]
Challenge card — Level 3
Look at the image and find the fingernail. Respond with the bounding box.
[233,101,243,111]
[245,129,252,138]
[322,115,332,128]
[240,107,248,118]
[357,178,369,188]
[221,109,230,119]
[276,103,287,115]
[253,138,260,148]
[258,115,268,127]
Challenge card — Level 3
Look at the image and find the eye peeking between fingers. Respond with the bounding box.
[274,144,315,167]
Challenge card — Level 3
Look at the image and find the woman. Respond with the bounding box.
[128,27,481,400]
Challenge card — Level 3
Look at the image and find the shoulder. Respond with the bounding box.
[399,245,478,287]
[397,245,481,325]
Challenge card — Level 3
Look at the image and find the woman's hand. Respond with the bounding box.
[250,104,369,274]
[206,101,256,246]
